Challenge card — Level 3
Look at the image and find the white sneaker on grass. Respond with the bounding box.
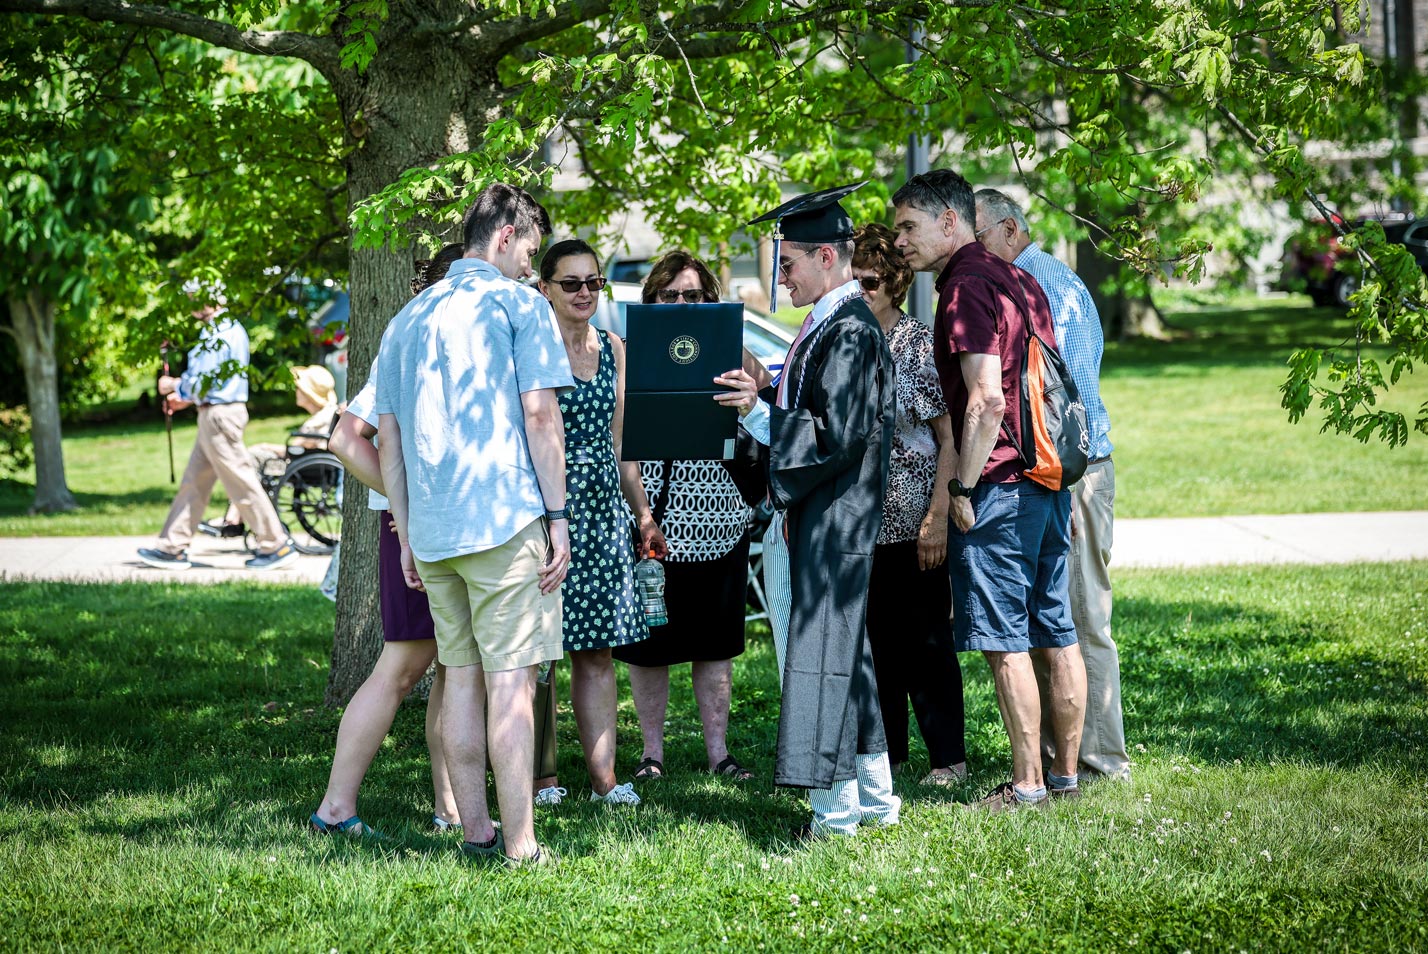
[590,782,641,806]
[534,785,567,807]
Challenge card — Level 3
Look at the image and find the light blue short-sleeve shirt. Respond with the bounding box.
[373,257,574,562]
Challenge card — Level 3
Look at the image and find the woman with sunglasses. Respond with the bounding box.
[851,223,968,786]
[538,238,667,806]
[612,250,764,783]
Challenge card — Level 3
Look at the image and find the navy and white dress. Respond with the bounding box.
[559,331,649,653]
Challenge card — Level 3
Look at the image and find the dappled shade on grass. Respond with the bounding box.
[1,563,1426,950]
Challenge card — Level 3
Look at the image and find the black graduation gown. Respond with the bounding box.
[767,295,897,789]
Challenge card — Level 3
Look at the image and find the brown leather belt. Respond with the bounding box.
[1087,455,1112,466]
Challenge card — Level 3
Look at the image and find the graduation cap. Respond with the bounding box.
[748,181,867,311]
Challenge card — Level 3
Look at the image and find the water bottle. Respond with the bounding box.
[633,549,668,627]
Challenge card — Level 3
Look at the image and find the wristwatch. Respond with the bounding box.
[948,478,974,498]
[544,508,568,522]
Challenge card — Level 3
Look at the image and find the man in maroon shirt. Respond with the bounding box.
[891,170,1088,811]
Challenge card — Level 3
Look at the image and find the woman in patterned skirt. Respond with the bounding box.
[613,251,768,783]
[852,223,967,785]
[538,239,667,806]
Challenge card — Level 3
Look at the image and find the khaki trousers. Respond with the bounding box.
[1036,459,1130,778]
[158,403,286,554]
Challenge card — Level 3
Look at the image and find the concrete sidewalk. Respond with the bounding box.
[1,511,1425,586]
[1113,511,1428,568]
[0,535,332,585]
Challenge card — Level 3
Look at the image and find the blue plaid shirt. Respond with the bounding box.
[175,315,249,405]
[1013,243,1112,459]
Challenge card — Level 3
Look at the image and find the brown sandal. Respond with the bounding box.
[711,755,754,782]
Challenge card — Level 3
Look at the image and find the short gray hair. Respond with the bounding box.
[974,188,1030,235]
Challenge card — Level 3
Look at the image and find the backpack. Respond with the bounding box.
[962,270,1090,491]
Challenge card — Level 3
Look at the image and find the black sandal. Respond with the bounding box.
[633,757,665,781]
[711,755,754,782]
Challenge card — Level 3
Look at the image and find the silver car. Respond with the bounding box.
[590,281,795,375]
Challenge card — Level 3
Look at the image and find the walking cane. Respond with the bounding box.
[160,340,175,483]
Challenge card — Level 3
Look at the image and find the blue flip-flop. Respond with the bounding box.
[309,812,378,837]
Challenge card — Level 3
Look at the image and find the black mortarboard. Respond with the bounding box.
[748,182,867,310]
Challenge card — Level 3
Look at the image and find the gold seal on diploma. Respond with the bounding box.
[669,335,700,364]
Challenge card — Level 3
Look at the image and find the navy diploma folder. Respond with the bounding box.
[621,302,743,461]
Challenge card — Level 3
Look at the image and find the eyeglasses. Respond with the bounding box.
[778,249,815,277]
[974,218,1009,239]
[550,276,607,294]
[655,288,717,304]
[858,276,883,292]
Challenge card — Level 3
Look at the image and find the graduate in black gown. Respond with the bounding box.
[715,184,899,838]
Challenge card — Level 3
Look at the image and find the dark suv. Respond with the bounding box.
[1281,213,1428,307]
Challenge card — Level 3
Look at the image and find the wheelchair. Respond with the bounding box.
[245,429,344,556]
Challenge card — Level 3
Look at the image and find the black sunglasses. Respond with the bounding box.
[858,276,883,292]
[655,288,716,304]
[550,276,607,294]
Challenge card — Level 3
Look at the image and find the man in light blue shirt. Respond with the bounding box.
[375,182,573,866]
[975,188,1130,782]
[138,284,296,571]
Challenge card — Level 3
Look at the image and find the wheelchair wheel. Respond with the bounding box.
[272,451,344,555]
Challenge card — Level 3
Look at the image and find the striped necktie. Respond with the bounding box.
[775,310,817,409]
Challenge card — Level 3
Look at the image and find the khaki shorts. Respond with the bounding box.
[415,518,564,671]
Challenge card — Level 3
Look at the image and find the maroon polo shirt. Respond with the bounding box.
[932,242,1059,484]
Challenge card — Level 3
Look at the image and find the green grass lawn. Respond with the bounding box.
[1105,293,1428,517]
[2,562,1425,951]
[2,293,1426,535]
[0,404,305,537]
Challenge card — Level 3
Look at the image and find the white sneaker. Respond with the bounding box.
[534,785,567,807]
[590,782,641,806]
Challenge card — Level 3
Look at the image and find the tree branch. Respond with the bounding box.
[0,0,341,76]
[486,0,617,58]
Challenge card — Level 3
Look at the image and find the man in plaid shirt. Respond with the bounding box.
[974,188,1130,782]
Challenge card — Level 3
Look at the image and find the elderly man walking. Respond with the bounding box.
[137,281,297,572]
[892,170,1088,809]
[374,182,574,865]
[974,188,1130,782]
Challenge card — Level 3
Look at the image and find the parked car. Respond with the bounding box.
[590,281,795,375]
[1280,212,1428,307]
[607,256,656,284]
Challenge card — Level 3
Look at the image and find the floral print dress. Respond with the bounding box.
[558,330,649,652]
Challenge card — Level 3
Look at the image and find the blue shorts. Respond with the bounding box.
[948,480,1077,654]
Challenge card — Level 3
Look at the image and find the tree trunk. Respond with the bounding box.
[1074,236,1170,341]
[322,28,501,705]
[7,290,77,513]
